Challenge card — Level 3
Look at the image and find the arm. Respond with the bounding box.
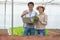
[39,15,48,25]
[21,10,28,17]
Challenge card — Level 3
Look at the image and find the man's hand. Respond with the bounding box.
[24,10,28,14]
[21,10,28,17]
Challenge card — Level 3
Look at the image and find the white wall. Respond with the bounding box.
[0,4,60,29]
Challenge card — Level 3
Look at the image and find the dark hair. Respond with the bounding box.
[37,6,45,12]
[28,2,34,6]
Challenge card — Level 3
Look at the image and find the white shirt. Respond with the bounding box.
[23,10,37,28]
[23,10,37,17]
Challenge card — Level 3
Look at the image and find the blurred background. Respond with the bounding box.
[0,0,60,35]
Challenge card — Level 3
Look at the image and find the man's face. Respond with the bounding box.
[28,4,34,10]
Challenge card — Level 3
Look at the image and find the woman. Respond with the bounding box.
[35,6,48,36]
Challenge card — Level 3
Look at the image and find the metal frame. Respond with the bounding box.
[11,0,14,35]
[0,1,60,5]
[4,0,14,35]
[4,0,7,29]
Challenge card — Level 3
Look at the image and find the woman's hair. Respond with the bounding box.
[37,6,45,12]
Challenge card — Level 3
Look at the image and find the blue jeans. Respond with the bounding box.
[24,25,35,36]
[36,29,46,36]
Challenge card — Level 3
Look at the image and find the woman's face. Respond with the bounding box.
[38,7,43,13]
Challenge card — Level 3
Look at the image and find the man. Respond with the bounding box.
[21,2,37,36]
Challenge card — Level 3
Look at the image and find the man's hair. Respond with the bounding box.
[28,2,34,6]
[37,6,45,12]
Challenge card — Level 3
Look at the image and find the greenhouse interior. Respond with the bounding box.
[0,0,60,36]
